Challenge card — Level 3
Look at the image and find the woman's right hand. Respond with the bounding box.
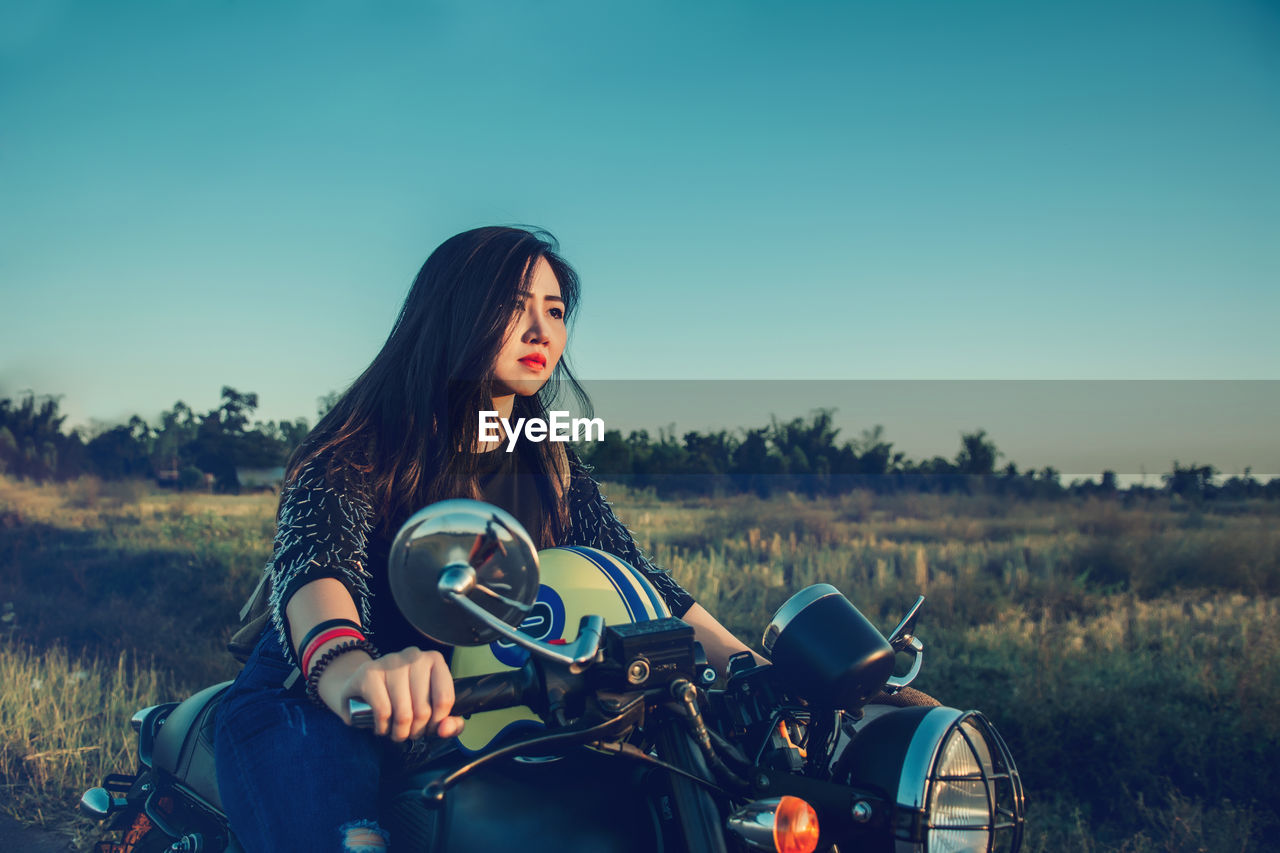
[315,646,466,741]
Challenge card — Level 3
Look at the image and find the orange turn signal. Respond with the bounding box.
[773,795,820,853]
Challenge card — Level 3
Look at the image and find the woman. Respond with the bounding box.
[214,226,763,852]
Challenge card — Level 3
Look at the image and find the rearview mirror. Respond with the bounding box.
[388,499,540,647]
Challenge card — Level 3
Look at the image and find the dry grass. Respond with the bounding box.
[0,640,177,850]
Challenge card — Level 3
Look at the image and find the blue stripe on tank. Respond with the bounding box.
[564,546,647,623]
[624,560,668,618]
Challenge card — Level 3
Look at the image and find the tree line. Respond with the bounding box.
[573,412,1279,501]
[0,388,307,491]
[2,390,1275,502]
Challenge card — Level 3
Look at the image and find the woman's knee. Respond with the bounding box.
[340,819,390,851]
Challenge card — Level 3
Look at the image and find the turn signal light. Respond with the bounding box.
[774,796,820,853]
[726,795,820,853]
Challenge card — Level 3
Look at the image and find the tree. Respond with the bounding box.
[955,429,1001,477]
[1220,468,1262,501]
[684,430,737,475]
[152,401,198,473]
[317,390,342,420]
[769,410,841,495]
[0,426,16,475]
[86,416,153,479]
[0,392,82,481]
[580,429,633,478]
[851,425,897,476]
[1163,461,1217,501]
[731,427,785,497]
[217,387,260,434]
[1038,467,1063,497]
[189,387,274,491]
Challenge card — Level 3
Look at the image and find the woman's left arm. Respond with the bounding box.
[680,603,771,674]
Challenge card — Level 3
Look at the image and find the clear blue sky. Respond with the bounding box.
[2,0,1277,474]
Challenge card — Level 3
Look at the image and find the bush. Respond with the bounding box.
[178,465,205,491]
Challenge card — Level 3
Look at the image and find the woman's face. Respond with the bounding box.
[491,257,567,397]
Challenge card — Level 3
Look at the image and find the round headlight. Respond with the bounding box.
[832,707,1025,853]
[912,710,1024,853]
[928,716,1000,852]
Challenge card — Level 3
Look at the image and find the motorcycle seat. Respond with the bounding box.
[152,681,233,814]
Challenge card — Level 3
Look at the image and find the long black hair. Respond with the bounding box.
[286,225,591,545]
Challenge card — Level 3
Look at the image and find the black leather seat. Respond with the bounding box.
[151,681,233,813]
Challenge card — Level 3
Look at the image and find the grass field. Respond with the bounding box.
[1,474,1277,851]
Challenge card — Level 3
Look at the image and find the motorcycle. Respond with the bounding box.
[80,499,1026,853]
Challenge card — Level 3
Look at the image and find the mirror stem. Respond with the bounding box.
[438,564,478,596]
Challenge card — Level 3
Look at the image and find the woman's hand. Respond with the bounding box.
[316,646,466,741]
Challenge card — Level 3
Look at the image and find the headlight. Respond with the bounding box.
[927,714,1013,852]
[834,707,1025,853]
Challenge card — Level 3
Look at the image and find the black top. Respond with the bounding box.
[474,443,545,546]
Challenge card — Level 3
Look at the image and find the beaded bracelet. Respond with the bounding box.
[304,638,380,710]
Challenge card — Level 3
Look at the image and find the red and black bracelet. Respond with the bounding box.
[296,618,365,676]
[304,638,380,709]
[301,626,367,678]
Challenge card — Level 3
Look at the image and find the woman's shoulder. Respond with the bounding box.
[564,445,591,487]
[282,445,376,513]
[566,446,611,505]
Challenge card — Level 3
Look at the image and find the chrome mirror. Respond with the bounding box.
[386,499,603,670]
[388,499,541,646]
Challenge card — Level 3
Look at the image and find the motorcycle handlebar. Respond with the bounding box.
[347,666,535,732]
[452,668,534,717]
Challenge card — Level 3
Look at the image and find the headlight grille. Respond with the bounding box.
[925,712,1024,853]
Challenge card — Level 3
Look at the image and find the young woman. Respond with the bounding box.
[213,226,763,852]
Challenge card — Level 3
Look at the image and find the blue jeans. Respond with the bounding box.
[213,628,401,852]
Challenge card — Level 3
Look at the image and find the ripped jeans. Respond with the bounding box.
[214,627,401,852]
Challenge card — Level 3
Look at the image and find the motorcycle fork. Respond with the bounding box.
[653,722,729,853]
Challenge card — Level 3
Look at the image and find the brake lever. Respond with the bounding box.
[884,595,925,692]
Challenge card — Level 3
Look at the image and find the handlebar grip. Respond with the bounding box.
[347,668,533,730]
[452,669,530,717]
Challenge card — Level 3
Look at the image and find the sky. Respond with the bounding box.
[2,0,1277,477]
